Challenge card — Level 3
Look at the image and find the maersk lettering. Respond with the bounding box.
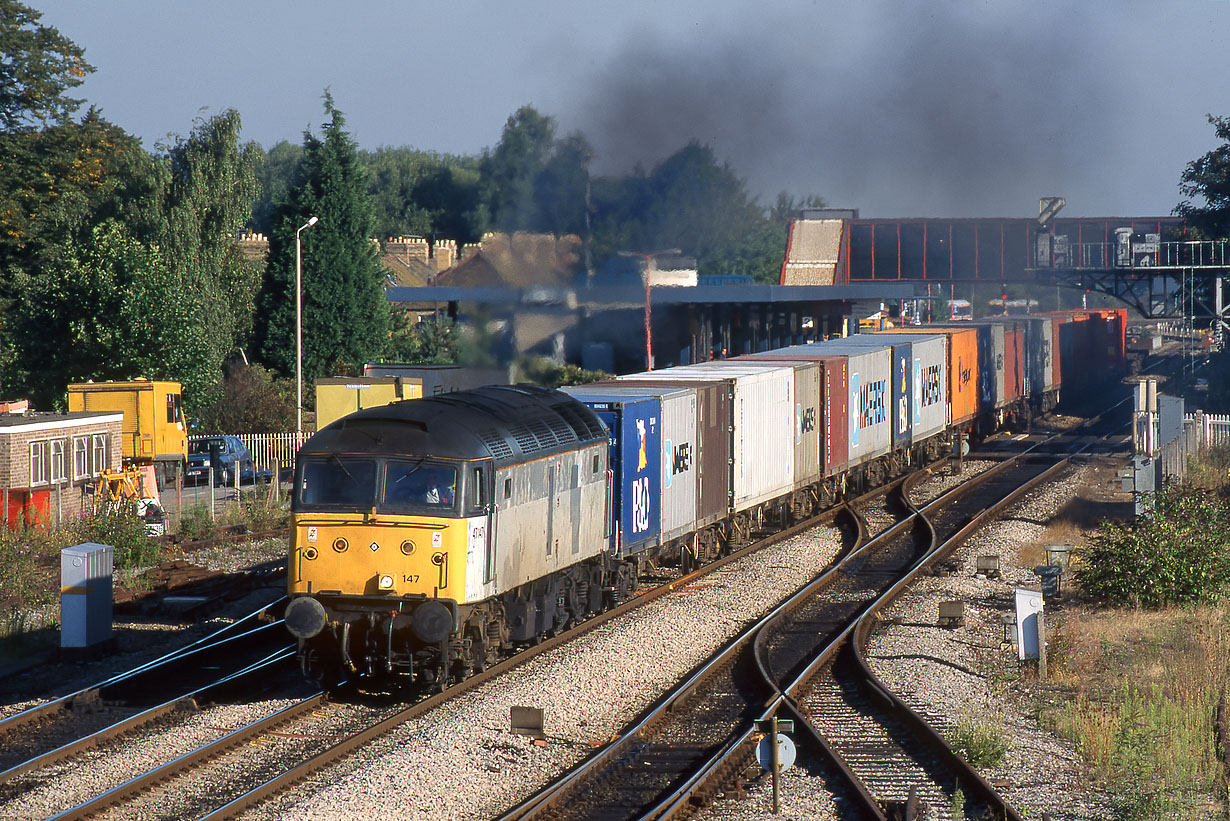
[858,378,886,430]
[672,442,693,475]
[921,364,943,407]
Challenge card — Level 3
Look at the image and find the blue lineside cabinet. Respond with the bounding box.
[560,389,662,557]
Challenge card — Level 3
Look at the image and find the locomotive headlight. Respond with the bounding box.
[400,540,415,555]
[378,574,395,590]
[303,547,318,560]
[332,537,349,553]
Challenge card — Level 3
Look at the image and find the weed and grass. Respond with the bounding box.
[172,481,289,540]
[1046,604,1229,817]
[0,486,289,641]
[948,719,1007,769]
[176,503,215,540]
[1073,483,1230,607]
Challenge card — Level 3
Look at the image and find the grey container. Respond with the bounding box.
[730,355,822,490]
[562,385,698,543]
[619,362,795,512]
[61,542,113,648]
[900,334,948,445]
[1020,316,1056,399]
[841,334,948,446]
[818,336,912,449]
[790,340,893,468]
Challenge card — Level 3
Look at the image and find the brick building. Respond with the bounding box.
[0,411,123,528]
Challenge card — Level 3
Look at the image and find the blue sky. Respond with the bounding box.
[41,0,1230,218]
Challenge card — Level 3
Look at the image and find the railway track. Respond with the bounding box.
[494,413,1122,821]
[0,601,297,802]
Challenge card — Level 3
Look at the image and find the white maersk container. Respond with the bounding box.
[902,334,948,445]
[562,385,698,543]
[731,355,822,490]
[803,341,893,467]
[618,362,795,512]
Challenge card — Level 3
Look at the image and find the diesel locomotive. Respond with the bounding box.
[282,385,637,688]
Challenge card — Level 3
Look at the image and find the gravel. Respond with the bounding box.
[0,697,303,820]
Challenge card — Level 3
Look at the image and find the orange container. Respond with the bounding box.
[876,327,980,427]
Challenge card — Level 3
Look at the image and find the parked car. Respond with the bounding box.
[187,435,265,486]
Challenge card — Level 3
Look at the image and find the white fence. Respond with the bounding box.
[190,432,310,476]
[1158,412,1230,481]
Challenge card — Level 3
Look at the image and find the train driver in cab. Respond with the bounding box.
[388,463,456,508]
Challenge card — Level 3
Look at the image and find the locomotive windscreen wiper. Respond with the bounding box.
[392,458,426,485]
[330,453,354,478]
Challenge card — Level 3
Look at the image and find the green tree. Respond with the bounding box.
[151,109,262,392]
[257,93,391,383]
[387,313,460,364]
[589,143,815,283]
[1176,115,1230,239]
[194,361,295,434]
[412,160,485,243]
[480,105,557,232]
[363,145,438,240]
[6,221,211,408]
[250,139,303,235]
[0,0,93,132]
[534,132,592,237]
[0,111,160,303]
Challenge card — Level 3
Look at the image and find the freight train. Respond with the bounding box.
[281,308,1127,688]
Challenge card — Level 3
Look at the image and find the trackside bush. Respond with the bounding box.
[1073,485,1230,607]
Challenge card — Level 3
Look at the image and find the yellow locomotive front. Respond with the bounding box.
[282,386,613,691]
[285,454,493,687]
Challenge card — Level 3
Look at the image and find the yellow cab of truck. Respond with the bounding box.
[314,377,423,430]
[67,380,187,482]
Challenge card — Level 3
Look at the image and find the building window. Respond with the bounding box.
[50,439,66,483]
[93,434,107,475]
[73,436,89,480]
[30,441,48,486]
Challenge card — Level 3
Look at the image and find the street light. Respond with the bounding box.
[296,215,320,434]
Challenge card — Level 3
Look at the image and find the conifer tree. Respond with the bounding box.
[257,93,390,384]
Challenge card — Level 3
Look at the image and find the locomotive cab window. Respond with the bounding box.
[383,460,458,513]
[298,458,377,508]
[467,466,488,513]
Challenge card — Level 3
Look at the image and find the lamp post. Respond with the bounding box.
[296,215,320,434]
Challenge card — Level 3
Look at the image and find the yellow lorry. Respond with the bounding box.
[314,377,423,430]
[67,380,188,488]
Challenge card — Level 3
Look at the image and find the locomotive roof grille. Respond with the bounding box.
[477,429,514,460]
[526,416,563,448]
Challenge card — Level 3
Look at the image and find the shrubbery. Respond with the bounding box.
[1074,484,1230,607]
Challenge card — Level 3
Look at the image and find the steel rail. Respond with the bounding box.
[47,692,328,821]
[0,598,289,739]
[494,475,925,821]
[0,648,297,786]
